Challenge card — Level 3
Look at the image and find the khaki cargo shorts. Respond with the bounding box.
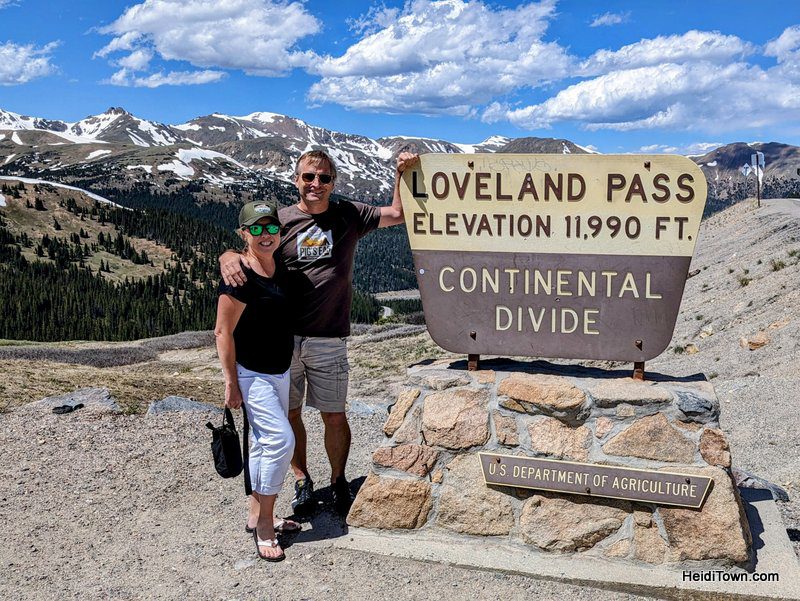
[288,336,349,413]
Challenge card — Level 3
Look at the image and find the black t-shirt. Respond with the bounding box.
[217,265,294,374]
[277,200,381,337]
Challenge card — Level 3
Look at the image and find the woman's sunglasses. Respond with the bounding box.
[244,223,280,236]
[300,172,333,184]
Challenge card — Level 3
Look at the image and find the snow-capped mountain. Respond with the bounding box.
[3,106,561,199]
[68,107,184,147]
[0,107,184,146]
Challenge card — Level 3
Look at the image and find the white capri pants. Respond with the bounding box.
[237,364,295,496]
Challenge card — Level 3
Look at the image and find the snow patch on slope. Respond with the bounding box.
[52,131,108,145]
[70,112,121,139]
[158,161,194,178]
[176,148,246,169]
[86,149,112,161]
[0,176,122,207]
[134,119,178,146]
[239,112,281,123]
[0,194,6,207]
[127,131,149,147]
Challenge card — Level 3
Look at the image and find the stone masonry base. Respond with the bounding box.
[347,359,752,568]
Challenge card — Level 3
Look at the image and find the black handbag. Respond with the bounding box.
[206,407,252,495]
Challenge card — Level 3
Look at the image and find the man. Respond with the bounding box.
[220,149,418,515]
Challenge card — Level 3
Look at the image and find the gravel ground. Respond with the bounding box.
[0,408,650,601]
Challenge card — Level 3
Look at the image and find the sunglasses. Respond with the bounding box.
[244,223,280,236]
[300,172,333,184]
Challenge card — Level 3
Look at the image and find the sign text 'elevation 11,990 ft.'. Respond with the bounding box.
[400,154,708,361]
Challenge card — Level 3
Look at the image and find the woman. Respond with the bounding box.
[214,200,299,562]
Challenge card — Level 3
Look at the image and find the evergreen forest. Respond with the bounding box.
[0,181,401,341]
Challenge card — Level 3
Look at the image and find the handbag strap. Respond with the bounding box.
[223,407,235,428]
[241,403,252,496]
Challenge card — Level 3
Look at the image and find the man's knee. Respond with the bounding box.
[320,411,348,430]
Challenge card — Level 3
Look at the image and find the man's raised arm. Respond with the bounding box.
[379,152,419,228]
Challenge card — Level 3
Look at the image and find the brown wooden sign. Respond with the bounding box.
[479,452,712,509]
[400,154,708,361]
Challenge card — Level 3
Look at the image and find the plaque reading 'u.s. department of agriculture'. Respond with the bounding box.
[479,453,712,509]
[400,154,708,361]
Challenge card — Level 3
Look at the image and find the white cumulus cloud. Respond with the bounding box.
[0,41,57,85]
[765,25,800,79]
[764,25,800,61]
[589,12,629,28]
[116,48,154,71]
[639,142,721,155]
[307,0,571,115]
[488,59,800,134]
[482,25,800,135]
[580,30,752,76]
[108,68,226,88]
[97,0,319,86]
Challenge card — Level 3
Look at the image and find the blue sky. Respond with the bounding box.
[1,0,799,153]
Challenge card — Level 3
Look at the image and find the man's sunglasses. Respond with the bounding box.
[243,223,280,236]
[300,172,333,184]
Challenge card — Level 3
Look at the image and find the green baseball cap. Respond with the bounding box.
[238,201,281,228]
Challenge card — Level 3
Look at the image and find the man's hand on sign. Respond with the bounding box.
[396,152,419,174]
[220,251,253,287]
[380,152,420,228]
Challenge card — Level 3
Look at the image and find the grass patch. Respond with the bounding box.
[738,275,752,287]
[0,339,38,347]
[771,258,786,271]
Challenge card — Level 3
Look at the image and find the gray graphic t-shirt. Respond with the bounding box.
[278,200,381,337]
